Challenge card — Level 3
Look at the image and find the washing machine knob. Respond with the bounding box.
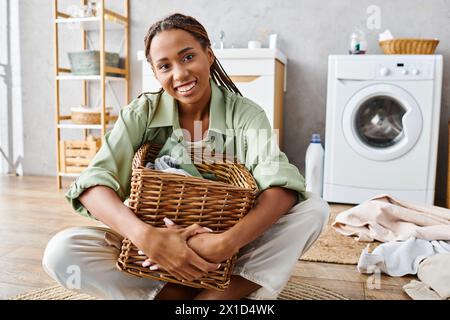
[380,67,390,76]
[411,69,420,75]
[401,69,408,75]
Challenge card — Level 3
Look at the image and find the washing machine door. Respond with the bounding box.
[342,83,422,161]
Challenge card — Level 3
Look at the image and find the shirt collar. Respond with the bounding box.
[148,79,227,136]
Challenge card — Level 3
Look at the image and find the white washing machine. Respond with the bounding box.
[323,55,443,205]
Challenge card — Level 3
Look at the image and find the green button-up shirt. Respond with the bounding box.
[65,80,306,219]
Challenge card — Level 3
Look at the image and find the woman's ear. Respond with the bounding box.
[206,47,215,68]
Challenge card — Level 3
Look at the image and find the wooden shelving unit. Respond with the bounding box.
[53,0,129,188]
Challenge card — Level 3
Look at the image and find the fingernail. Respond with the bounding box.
[138,250,144,255]
[142,261,151,267]
[217,264,221,269]
[163,217,175,226]
[150,265,159,271]
[203,227,214,232]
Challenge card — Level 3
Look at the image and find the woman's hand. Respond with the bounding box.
[134,222,221,282]
[187,232,236,263]
[151,218,237,264]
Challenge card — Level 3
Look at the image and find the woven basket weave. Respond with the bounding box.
[117,142,258,291]
[71,111,111,124]
[379,38,439,54]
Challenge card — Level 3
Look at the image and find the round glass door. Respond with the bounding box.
[355,96,406,148]
[342,84,422,161]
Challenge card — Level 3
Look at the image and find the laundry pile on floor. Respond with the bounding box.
[333,194,450,300]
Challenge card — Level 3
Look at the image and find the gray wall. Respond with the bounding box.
[17,0,450,205]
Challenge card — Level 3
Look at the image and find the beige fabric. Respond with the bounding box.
[42,191,329,300]
[403,253,450,300]
[333,194,450,242]
[403,280,442,300]
[417,253,450,299]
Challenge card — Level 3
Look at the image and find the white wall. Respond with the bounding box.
[1,0,24,175]
[14,0,450,205]
[0,0,8,174]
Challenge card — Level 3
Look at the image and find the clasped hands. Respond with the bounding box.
[136,217,236,282]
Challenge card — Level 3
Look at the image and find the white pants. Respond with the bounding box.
[42,192,329,300]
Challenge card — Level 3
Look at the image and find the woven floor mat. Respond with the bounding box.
[11,277,349,300]
[300,210,380,265]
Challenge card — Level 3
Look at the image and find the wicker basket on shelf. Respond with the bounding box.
[117,142,259,291]
[379,38,439,54]
[71,106,113,125]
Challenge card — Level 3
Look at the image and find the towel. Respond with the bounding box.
[378,29,394,42]
[145,155,192,176]
[403,253,450,300]
[333,194,450,242]
[403,280,442,300]
[417,253,450,299]
[357,237,450,277]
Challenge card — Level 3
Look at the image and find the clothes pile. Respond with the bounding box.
[145,155,192,176]
[145,154,218,181]
[333,194,450,300]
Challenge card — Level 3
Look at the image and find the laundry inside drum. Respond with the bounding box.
[355,96,406,148]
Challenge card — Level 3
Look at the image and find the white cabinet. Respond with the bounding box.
[137,48,287,148]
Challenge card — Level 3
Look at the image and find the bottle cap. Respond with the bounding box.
[310,133,321,143]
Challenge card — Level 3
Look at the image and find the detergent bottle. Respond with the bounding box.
[305,133,324,196]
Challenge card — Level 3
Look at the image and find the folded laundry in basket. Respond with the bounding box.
[145,155,192,176]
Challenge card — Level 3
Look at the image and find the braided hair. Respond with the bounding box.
[144,13,242,96]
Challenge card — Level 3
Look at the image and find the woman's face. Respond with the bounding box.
[149,29,214,106]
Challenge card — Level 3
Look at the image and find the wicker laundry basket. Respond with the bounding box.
[70,106,117,125]
[117,142,259,291]
[71,110,110,125]
[379,38,439,54]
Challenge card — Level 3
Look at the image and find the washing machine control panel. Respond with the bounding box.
[376,61,434,80]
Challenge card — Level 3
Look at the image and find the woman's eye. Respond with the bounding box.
[158,64,169,71]
[183,54,194,62]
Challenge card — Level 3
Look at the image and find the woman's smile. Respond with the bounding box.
[174,80,198,96]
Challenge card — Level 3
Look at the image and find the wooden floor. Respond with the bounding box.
[0,175,413,300]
